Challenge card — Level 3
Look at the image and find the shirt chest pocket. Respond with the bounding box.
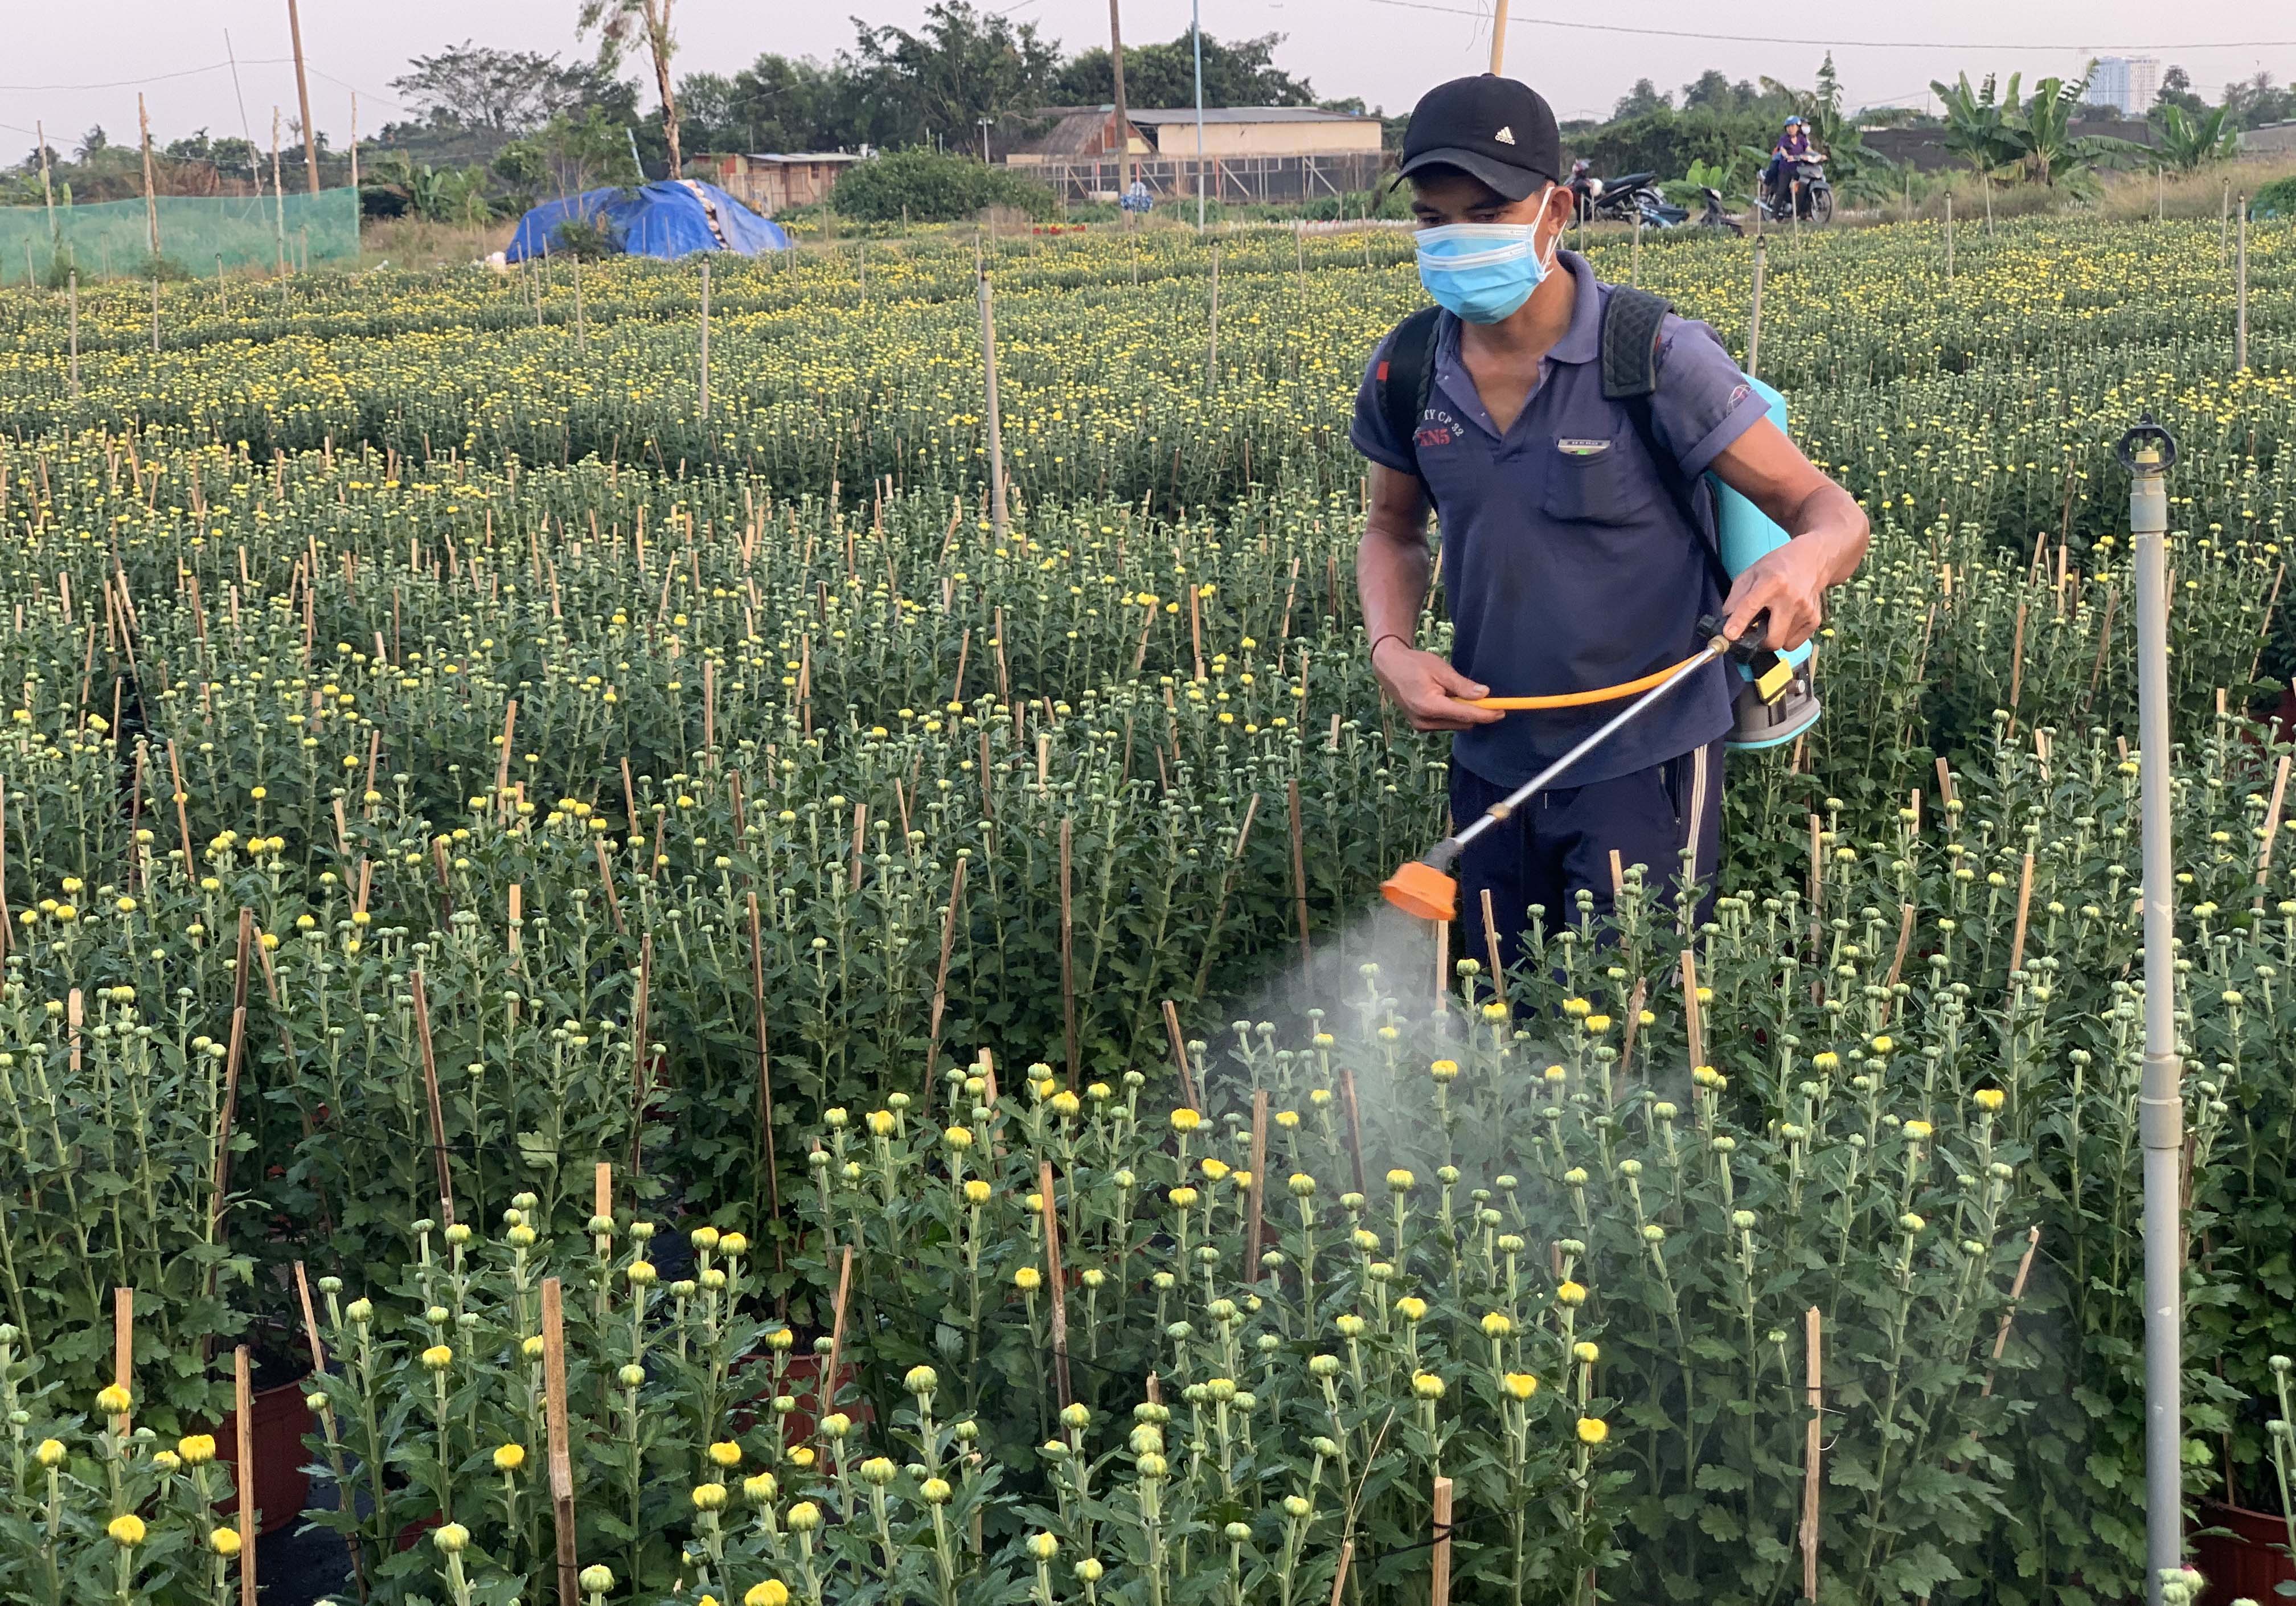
[1539,437,1654,526]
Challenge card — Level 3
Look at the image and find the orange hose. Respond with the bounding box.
[1464,649,1713,711]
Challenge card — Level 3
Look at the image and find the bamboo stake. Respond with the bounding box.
[1038,1161,1072,1408]
[1059,817,1079,1088]
[823,1246,855,1424]
[1326,1542,1354,1606]
[235,1346,257,1605]
[495,698,519,801]
[209,1005,248,1252]
[1430,1475,1454,1606]
[593,838,624,932]
[1981,1228,2042,1396]
[1162,1000,1200,1111]
[1746,235,1766,380]
[2256,753,2291,911]
[629,936,652,1175]
[2234,195,2249,371]
[2007,851,2035,979]
[294,1263,366,1599]
[697,256,711,421]
[137,95,162,257]
[1479,886,1506,1014]
[409,971,456,1225]
[1337,1067,1368,1195]
[1281,774,1317,965]
[925,859,969,1109]
[1680,948,1704,1070]
[1801,1306,1822,1600]
[542,1279,579,1606]
[1244,1089,1269,1279]
[741,894,785,1253]
[1883,902,1917,1021]
[113,1288,134,1435]
[979,276,1009,540]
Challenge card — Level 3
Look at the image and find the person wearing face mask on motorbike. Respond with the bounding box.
[1764,114,1816,212]
[1353,75,1867,966]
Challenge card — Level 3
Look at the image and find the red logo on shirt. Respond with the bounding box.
[1414,408,1461,450]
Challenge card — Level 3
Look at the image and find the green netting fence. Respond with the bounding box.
[0,189,359,283]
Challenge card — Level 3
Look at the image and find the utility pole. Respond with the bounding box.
[270,108,288,278]
[35,120,55,244]
[1191,0,1207,230]
[138,95,162,260]
[979,117,993,166]
[286,0,320,193]
[349,93,359,193]
[1108,0,1132,199]
[1489,0,1511,75]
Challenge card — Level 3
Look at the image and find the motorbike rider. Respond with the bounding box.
[1763,116,1814,208]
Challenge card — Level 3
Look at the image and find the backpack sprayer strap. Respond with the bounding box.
[1373,290,1735,599]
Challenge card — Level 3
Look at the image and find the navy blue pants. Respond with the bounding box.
[1450,739,1725,974]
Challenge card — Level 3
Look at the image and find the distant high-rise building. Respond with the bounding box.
[2093,56,2160,117]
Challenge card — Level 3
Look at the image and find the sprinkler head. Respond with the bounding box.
[1381,857,1458,923]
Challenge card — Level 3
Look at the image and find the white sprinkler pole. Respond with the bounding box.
[2124,415,2184,1606]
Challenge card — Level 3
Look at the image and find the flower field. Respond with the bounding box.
[0,215,2290,1604]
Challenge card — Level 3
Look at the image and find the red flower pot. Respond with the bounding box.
[207,1377,314,1537]
[2194,1500,2295,1605]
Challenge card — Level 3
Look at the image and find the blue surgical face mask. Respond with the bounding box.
[1413,190,1559,323]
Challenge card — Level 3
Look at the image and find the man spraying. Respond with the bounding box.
[1354,75,1867,968]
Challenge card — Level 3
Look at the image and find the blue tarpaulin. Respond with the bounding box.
[505,180,790,263]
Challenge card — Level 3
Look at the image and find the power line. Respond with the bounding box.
[0,58,294,94]
[1362,0,2296,53]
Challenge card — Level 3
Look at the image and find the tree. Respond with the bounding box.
[2151,102,2239,170]
[2221,71,2295,131]
[1929,72,2024,179]
[580,0,684,174]
[390,42,618,134]
[2005,72,2139,186]
[674,54,864,154]
[2154,65,2208,118]
[1612,79,1670,120]
[74,126,108,162]
[830,146,1056,220]
[1053,31,1318,109]
[1679,70,1760,114]
[844,1,1061,151]
[496,106,645,202]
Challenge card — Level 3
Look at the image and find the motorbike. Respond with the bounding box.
[1568,166,1668,226]
[1697,187,1744,236]
[1756,153,1834,224]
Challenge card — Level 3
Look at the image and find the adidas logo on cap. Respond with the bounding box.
[1494,125,1516,144]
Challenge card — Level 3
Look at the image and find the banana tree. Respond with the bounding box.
[2151,103,2240,170]
[2007,72,2143,186]
[1928,72,2024,182]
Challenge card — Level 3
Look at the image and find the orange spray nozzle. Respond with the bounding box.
[1381,858,1459,923]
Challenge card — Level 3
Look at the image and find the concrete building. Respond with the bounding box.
[688,152,868,216]
[2093,57,2160,117]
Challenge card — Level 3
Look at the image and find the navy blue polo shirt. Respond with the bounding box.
[1351,251,1768,790]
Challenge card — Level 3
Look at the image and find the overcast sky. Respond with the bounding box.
[5,0,2292,151]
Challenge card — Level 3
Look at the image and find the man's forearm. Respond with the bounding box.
[1783,480,1869,587]
[1358,530,1432,653]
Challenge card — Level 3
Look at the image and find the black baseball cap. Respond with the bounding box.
[1397,75,1563,200]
